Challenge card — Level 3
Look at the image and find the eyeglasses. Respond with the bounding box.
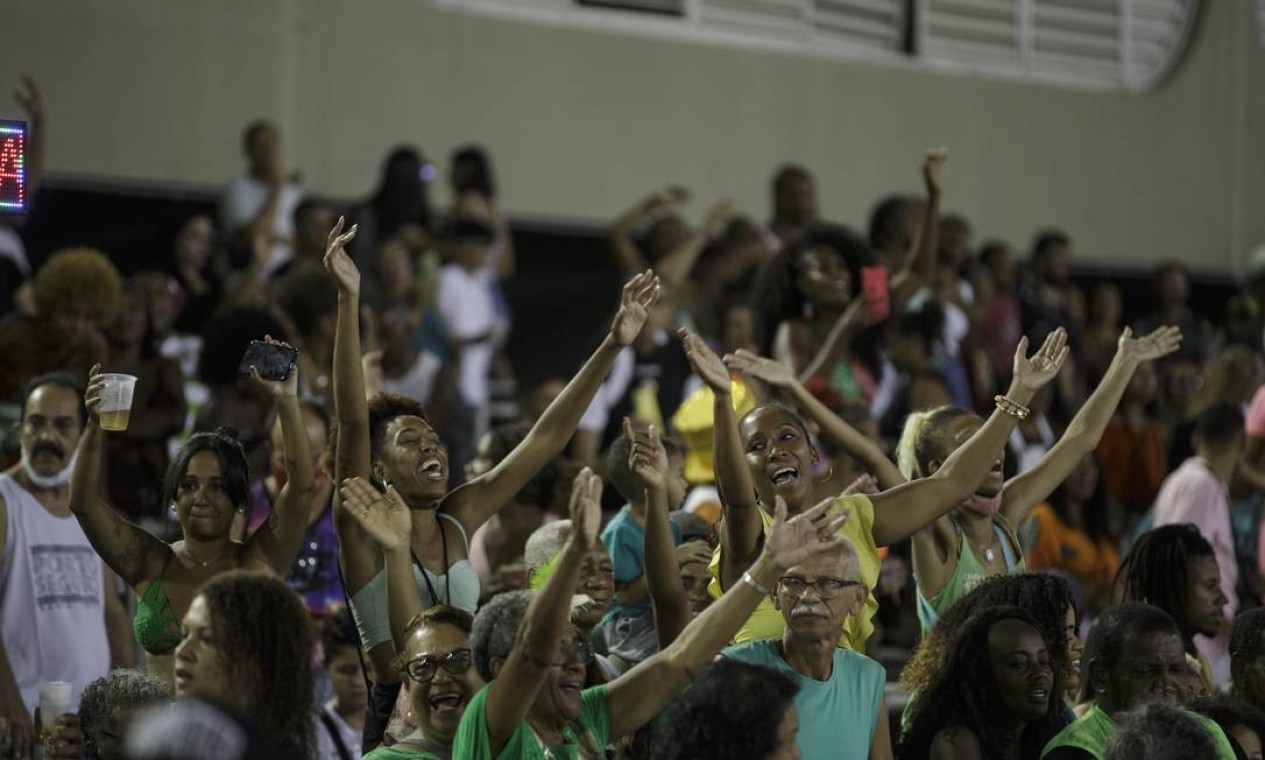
[777,576,864,599]
[557,638,596,667]
[405,648,473,683]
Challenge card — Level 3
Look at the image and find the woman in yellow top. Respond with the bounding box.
[678,326,1069,651]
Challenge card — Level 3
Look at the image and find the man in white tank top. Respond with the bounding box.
[0,374,130,757]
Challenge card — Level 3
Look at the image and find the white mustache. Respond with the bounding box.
[791,603,830,618]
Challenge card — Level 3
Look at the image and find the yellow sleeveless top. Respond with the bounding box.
[708,493,880,651]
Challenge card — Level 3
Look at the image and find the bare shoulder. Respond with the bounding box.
[929,726,982,760]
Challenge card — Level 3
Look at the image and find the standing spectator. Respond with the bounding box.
[1082,282,1123,385]
[1019,230,1075,342]
[167,215,225,337]
[769,164,819,246]
[315,610,367,760]
[1137,263,1217,364]
[219,119,303,279]
[348,147,435,307]
[0,248,120,404]
[1095,360,1167,517]
[0,374,130,758]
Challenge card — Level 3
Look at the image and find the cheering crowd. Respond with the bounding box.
[5,77,1265,760]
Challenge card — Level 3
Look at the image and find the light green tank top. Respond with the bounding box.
[916,515,1026,633]
[1040,703,1237,759]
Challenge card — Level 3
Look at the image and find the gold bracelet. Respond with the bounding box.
[994,394,1031,420]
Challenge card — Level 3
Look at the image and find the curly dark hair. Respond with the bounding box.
[899,606,1066,760]
[654,659,799,760]
[1105,702,1217,760]
[1231,608,1265,690]
[900,573,1072,697]
[198,571,314,757]
[1189,694,1265,754]
[1080,602,1180,703]
[1116,524,1214,651]
[392,605,475,678]
[161,428,250,513]
[196,306,287,388]
[366,392,432,462]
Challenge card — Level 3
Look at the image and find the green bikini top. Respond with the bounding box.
[134,553,182,655]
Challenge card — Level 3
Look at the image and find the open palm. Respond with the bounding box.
[681,329,730,392]
[1118,325,1182,364]
[339,477,410,551]
[724,349,793,388]
[610,271,661,346]
[569,468,603,549]
[764,497,849,569]
[323,216,360,294]
[1013,327,1070,392]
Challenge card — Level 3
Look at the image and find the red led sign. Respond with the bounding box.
[0,120,27,214]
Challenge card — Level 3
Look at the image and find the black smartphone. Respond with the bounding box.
[238,340,298,382]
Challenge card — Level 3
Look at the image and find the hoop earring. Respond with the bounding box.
[815,465,835,484]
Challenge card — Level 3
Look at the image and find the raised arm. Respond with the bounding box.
[869,329,1069,546]
[726,349,904,491]
[338,478,419,650]
[484,469,603,756]
[605,497,848,740]
[608,186,688,277]
[323,218,379,588]
[1001,326,1181,525]
[680,330,762,590]
[796,298,879,383]
[70,367,171,588]
[624,421,693,648]
[653,200,732,295]
[444,271,660,535]
[243,346,316,571]
[890,152,945,309]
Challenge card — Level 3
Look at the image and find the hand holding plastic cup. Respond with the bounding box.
[97,374,137,431]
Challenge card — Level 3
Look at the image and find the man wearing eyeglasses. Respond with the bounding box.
[722,539,893,760]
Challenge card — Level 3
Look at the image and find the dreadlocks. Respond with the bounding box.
[1116,524,1214,652]
[898,606,1067,760]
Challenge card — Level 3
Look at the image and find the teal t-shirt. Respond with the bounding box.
[723,640,886,760]
[362,745,444,760]
[452,682,611,760]
[601,505,680,619]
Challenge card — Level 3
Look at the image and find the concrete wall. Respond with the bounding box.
[1,0,1261,272]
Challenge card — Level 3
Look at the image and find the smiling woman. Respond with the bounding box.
[68,350,316,688]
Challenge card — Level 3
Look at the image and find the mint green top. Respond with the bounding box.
[362,746,444,760]
[1040,703,1237,759]
[453,683,610,759]
[916,516,1025,633]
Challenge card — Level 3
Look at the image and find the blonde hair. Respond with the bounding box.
[34,247,122,324]
[895,406,975,481]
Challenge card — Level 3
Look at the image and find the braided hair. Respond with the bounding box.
[1116,524,1214,651]
[899,606,1066,760]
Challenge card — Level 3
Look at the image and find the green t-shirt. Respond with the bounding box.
[362,745,444,760]
[453,682,611,760]
[1041,703,1237,760]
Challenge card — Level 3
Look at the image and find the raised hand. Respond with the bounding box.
[724,348,794,389]
[655,185,690,207]
[923,148,948,198]
[1117,325,1182,364]
[569,467,603,550]
[675,540,713,568]
[1013,327,1070,392]
[842,474,879,497]
[43,713,84,760]
[247,335,299,399]
[339,477,411,551]
[610,270,662,346]
[13,77,43,123]
[84,364,105,423]
[763,496,849,571]
[323,216,360,295]
[626,419,668,491]
[680,329,730,394]
[702,200,735,239]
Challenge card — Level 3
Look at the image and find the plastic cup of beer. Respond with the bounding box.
[37,680,72,740]
[98,373,138,431]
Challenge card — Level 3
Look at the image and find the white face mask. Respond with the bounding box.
[20,449,78,490]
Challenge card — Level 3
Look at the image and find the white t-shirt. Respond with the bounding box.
[437,264,498,407]
[219,175,302,279]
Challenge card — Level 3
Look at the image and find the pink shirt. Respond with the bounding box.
[1247,385,1265,439]
[1152,457,1239,617]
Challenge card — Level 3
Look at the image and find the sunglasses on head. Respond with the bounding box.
[405,647,473,683]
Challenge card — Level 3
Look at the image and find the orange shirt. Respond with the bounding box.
[1096,421,1166,512]
[1022,503,1119,604]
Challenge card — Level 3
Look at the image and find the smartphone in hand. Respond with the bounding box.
[238,340,298,382]
[861,266,890,323]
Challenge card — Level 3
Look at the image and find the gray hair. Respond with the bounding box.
[80,669,171,748]
[1105,703,1216,760]
[471,591,534,681]
[524,520,572,576]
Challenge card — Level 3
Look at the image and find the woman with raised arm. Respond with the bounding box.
[322,218,661,679]
[448,467,845,759]
[68,348,314,685]
[683,325,1069,649]
[896,327,1180,631]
